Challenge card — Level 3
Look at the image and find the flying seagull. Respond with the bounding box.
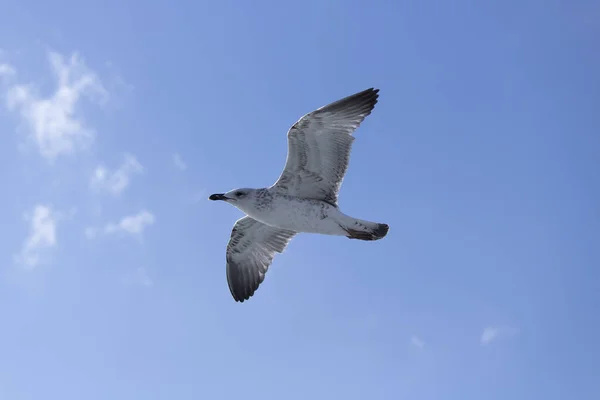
[209,88,389,302]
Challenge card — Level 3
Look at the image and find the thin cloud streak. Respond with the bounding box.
[480,326,519,345]
[104,210,155,235]
[411,335,425,348]
[15,205,58,269]
[90,153,143,196]
[173,153,187,171]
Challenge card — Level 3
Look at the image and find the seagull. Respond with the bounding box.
[209,88,389,302]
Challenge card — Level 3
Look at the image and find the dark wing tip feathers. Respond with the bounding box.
[227,257,262,303]
[317,87,380,118]
[226,219,295,303]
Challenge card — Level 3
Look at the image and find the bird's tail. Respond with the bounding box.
[343,218,389,241]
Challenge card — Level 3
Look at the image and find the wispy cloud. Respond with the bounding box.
[480,327,499,345]
[103,210,155,236]
[0,63,16,82]
[173,153,187,171]
[480,326,519,345]
[90,153,143,195]
[4,51,108,162]
[15,205,58,269]
[84,210,155,240]
[120,266,154,287]
[84,226,98,239]
[136,267,153,287]
[411,335,425,349]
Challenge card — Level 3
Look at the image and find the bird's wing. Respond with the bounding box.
[272,88,379,205]
[226,216,296,302]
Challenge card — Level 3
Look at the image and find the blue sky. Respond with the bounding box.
[0,0,598,399]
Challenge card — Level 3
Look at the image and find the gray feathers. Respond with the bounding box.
[219,88,381,302]
[273,88,379,205]
[226,216,296,302]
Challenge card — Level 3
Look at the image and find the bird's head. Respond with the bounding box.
[209,188,257,212]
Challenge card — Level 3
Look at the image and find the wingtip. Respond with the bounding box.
[229,285,254,303]
[358,87,380,97]
[357,87,380,105]
[228,277,258,303]
[233,291,252,303]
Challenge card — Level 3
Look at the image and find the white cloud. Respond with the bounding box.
[120,266,154,287]
[104,210,155,236]
[480,326,519,345]
[84,226,98,239]
[4,51,108,162]
[90,153,143,195]
[480,327,499,345]
[411,335,425,348]
[173,153,187,171]
[0,63,16,82]
[15,205,58,269]
[136,267,153,287]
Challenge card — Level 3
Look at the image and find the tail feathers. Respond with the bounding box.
[344,221,389,241]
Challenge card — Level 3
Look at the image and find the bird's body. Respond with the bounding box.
[243,190,346,235]
[232,188,381,237]
[209,87,389,302]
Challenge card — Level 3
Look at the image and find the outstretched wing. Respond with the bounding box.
[272,88,379,205]
[226,216,296,302]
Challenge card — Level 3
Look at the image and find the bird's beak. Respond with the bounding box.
[209,193,228,201]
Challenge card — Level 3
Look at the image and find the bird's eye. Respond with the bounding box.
[235,191,244,197]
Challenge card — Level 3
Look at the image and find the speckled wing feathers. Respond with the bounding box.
[273,88,379,205]
[226,216,296,302]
